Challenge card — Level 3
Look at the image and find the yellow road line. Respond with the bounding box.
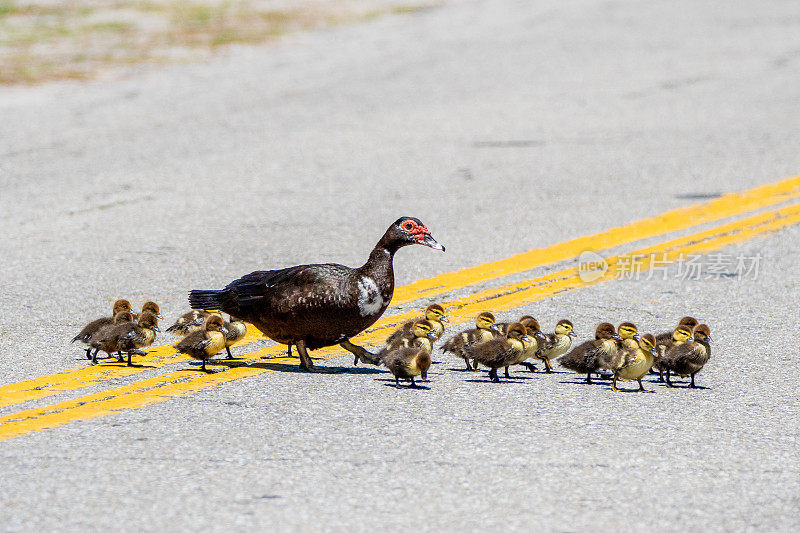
[2,175,799,410]
[1,201,797,441]
[393,174,800,303]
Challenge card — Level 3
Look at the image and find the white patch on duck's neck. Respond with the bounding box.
[357,276,383,316]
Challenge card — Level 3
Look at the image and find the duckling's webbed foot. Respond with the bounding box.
[521,362,538,373]
[638,379,654,393]
[488,369,500,383]
[408,378,420,389]
[585,373,592,384]
[84,348,92,360]
[504,366,511,378]
[225,347,234,359]
[544,359,553,373]
[688,373,697,388]
[463,359,473,371]
[339,340,379,365]
[665,370,674,387]
[117,352,125,363]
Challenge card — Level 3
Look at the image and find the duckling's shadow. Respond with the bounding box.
[380,382,431,390]
[99,362,156,369]
[463,378,525,384]
[206,359,381,375]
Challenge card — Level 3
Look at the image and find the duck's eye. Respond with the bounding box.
[402,221,414,231]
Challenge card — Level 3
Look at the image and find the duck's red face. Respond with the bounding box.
[397,217,445,251]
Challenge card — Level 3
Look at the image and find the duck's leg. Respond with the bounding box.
[665,369,674,387]
[225,346,234,359]
[408,377,420,389]
[296,340,342,373]
[117,352,125,362]
[85,348,92,360]
[127,351,133,366]
[611,375,620,392]
[585,373,592,384]
[488,368,500,383]
[638,378,654,393]
[463,357,473,371]
[339,340,379,365]
[395,377,400,387]
[504,366,511,378]
[91,349,99,364]
[472,358,479,371]
[544,359,553,373]
[520,361,538,372]
[657,369,665,382]
[689,373,697,388]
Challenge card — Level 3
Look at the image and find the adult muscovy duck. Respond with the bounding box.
[188,216,444,372]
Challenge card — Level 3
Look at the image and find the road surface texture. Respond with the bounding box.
[1,0,799,530]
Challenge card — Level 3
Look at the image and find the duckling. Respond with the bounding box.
[377,319,438,361]
[655,316,698,349]
[503,317,546,376]
[660,324,713,388]
[534,319,576,372]
[441,311,499,370]
[559,323,621,383]
[365,304,448,366]
[71,299,132,359]
[95,311,160,366]
[87,310,136,364]
[165,310,218,337]
[381,347,432,388]
[140,301,164,320]
[466,322,534,382]
[175,315,228,373]
[654,325,694,382]
[222,315,248,359]
[610,333,659,392]
[495,315,535,336]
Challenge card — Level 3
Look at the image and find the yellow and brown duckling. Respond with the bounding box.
[504,317,546,376]
[534,319,576,373]
[378,319,438,361]
[361,304,447,366]
[610,333,659,392]
[654,325,694,382]
[465,322,534,382]
[222,315,248,359]
[71,299,132,359]
[660,324,713,388]
[87,310,136,363]
[379,321,435,388]
[651,316,698,374]
[175,315,229,373]
[380,346,432,389]
[441,311,499,370]
[559,322,622,384]
[93,311,160,366]
[165,310,219,337]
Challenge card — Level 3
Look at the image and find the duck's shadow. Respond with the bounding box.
[204,359,383,375]
[379,382,431,390]
[97,362,156,369]
[463,378,524,384]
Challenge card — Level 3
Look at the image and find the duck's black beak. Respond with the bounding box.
[420,233,445,252]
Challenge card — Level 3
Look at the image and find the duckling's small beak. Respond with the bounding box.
[427,331,437,339]
[440,316,449,323]
[421,371,428,380]
[633,333,640,340]
[490,324,499,332]
[706,336,713,344]
[220,326,228,334]
[156,313,164,320]
[612,333,622,340]
[535,331,546,339]
[153,325,161,332]
[522,335,533,343]
[688,337,695,343]
[568,331,577,337]
[651,348,659,356]
[420,233,445,252]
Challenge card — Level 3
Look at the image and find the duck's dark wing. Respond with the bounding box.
[189,264,353,318]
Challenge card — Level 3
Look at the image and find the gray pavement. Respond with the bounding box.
[1,0,800,530]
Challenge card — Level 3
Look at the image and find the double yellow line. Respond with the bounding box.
[1,175,800,441]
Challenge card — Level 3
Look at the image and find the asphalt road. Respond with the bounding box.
[1,0,799,530]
